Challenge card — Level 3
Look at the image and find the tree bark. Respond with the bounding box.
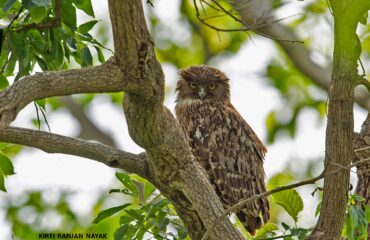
[354,113,370,236]
[308,1,370,239]
[107,1,242,238]
[0,127,149,178]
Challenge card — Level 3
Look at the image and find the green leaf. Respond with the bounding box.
[29,6,47,23]
[0,169,5,192]
[81,46,92,66]
[281,222,290,231]
[0,75,9,89]
[3,0,16,11]
[114,225,128,240]
[272,189,303,222]
[78,20,99,34]
[95,46,105,63]
[35,99,46,110]
[143,181,156,200]
[119,215,135,225]
[359,11,368,25]
[4,54,16,77]
[22,0,51,8]
[11,32,30,66]
[61,0,76,30]
[115,172,138,195]
[125,209,144,221]
[73,0,94,17]
[93,203,131,224]
[255,223,279,239]
[0,152,14,175]
[365,205,370,221]
[315,201,321,217]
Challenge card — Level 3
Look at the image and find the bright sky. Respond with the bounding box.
[0,0,368,238]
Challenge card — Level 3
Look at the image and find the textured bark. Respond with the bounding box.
[354,114,370,236]
[108,1,242,238]
[231,0,370,111]
[0,0,244,238]
[354,114,370,205]
[0,59,126,127]
[308,1,370,239]
[0,127,149,178]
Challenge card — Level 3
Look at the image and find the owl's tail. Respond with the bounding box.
[237,196,270,235]
[236,212,262,236]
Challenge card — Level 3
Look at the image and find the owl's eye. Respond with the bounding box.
[190,82,197,88]
[208,83,216,89]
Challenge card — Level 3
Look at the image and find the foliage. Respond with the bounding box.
[265,60,327,143]
[2,189,120,239]
[0,0,108,191]
[342,194,370,240]
[94,172,189,240]
[151,0,248,68]
[272,189,303,222]
[0,0,106,87]
[0,144,16,192]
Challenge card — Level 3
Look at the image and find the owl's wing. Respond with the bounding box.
[205,103,269,233]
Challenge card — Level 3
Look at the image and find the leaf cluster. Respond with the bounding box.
[93,172,189,240]
[0,0,106,90]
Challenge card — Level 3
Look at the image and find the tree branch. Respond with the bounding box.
[357,76,370,93]
[15,0,62,31]
[0,126,149,179]
[0,58,134,128]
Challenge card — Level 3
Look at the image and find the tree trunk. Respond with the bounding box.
[309,1,370,239]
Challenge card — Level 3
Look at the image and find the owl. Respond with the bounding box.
[175,65,269,235]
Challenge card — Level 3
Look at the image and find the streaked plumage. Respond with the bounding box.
[175,65,269,234]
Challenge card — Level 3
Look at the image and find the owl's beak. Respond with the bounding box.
[198,87,207,99]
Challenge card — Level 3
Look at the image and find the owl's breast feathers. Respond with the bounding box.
[175,100,270,234]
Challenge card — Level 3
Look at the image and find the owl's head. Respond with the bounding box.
[176,65,230,102]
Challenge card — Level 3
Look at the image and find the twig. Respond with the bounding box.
[192,0,303,43]
[257,234,294,240]
[7,7,24,28]
[357,76,370,93]
[33,101,41,130]
[325,0,334,16]
[328,161,357,174]
[358,58,366,77]
[201,158,370,240]
[15,0,61,31]
[39,105,51,132]
[354,146,370,153]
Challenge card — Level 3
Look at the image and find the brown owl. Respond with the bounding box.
[175,65,269,235]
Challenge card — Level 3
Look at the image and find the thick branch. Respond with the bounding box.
[231,0,370,110]
[0,58,132,128]
[0,127,149,179]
